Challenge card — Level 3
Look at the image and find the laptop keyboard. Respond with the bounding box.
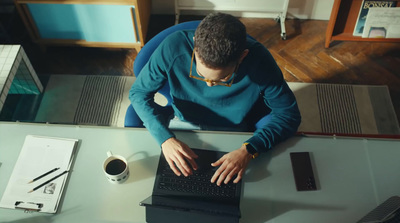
[158,167,238,198]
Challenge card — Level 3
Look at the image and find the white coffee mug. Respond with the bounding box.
[103,151,129,184]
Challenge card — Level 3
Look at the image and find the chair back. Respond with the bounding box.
[133,21,201,105]
[126,20,268,128]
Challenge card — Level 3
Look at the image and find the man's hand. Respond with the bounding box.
[211,145,252,186]
[161,137,198,177]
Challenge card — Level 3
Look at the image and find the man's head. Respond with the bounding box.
[193,12,248,87]
[194,12,247,68]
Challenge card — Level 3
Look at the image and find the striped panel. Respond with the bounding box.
[74,76,126,126]
[316,84,362,134]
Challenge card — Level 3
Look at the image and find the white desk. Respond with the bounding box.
[0,122,399,223]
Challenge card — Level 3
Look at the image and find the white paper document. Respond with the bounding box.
[362,7,400,38]
[0,135,78,213]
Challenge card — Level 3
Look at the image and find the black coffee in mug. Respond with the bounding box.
[106,159,126,175]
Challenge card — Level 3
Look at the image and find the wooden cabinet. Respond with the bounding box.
[174,0,290,40]
[14,0,151,51]
[325,0,400,48]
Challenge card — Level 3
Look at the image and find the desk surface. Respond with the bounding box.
[0,122,399,223]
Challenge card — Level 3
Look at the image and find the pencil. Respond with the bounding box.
[28,170,69,193]
[28,167,60,184]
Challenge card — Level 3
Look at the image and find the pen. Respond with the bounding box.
[28,170,69,193]
[28,167,60,183]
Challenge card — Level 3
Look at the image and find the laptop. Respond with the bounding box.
[140,148,242,223]
[357,196,400,223]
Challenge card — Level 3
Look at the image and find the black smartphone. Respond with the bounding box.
[290,152,317,191]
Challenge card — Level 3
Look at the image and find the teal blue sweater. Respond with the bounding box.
[130,30,301,153]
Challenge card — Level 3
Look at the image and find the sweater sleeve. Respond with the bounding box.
[245,49,301,152]
[129,36,177,146]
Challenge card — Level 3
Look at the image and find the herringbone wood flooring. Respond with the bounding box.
[6,14,400,125]
[245,18,400,126]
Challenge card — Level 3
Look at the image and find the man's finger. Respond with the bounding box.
[224,167,239,184]
[210,164,224,183]
[233,169,244,183]
[187,158,198,171]
[216,164,234,186]
[181,150,198,170]
[211,155,225,167]
[166,159,181,176]
[175,155,192,176]
[216,169,228,186]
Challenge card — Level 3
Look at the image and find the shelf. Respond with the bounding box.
[325,0,400,48]
[14,0,151,51]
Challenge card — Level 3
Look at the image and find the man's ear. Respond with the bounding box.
[239,49,249,63]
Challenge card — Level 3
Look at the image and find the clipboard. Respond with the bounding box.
[0,135,79,213]
[14,201,43,212]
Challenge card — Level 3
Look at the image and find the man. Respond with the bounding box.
[129,12,301,186]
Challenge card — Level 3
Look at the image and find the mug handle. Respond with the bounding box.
[107,151,113,157]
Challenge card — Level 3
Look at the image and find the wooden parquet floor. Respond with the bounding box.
[4,14,400,125]
[247,18,400,126]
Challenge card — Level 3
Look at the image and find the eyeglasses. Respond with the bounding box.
[189,49,237,87]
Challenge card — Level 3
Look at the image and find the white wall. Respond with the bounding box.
[151,0,335,20]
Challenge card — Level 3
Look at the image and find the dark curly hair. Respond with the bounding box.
[194,12,247,68]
